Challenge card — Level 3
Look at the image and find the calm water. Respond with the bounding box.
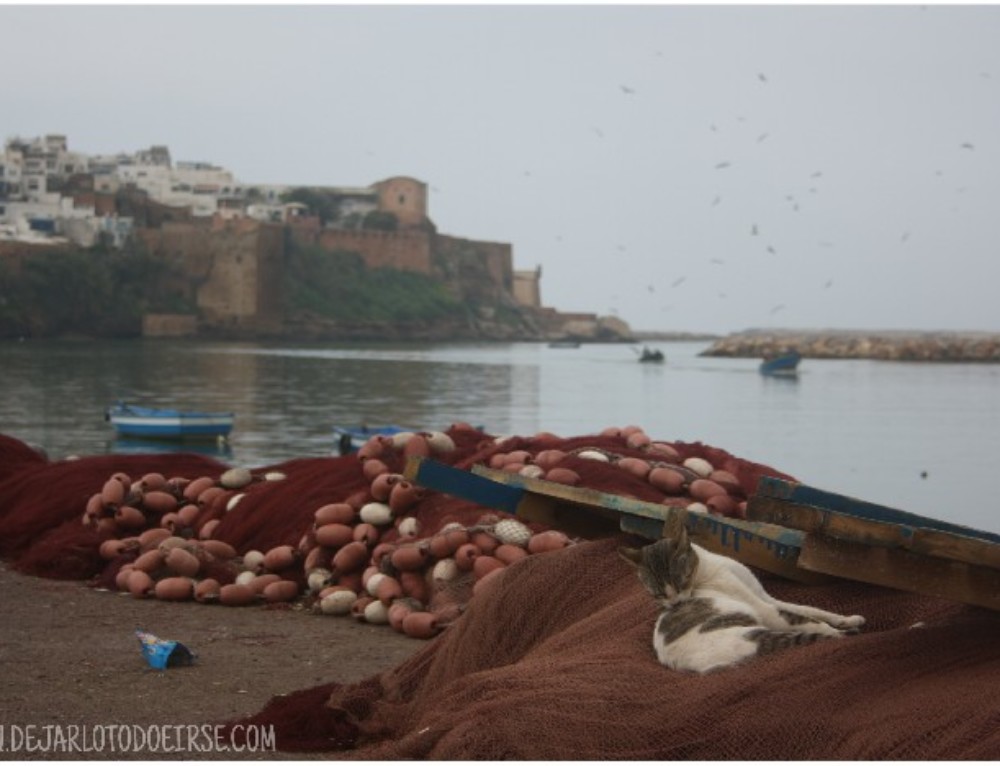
[2,338,999,533]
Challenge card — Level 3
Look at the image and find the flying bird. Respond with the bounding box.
[769,304,786,315]
[766,245,776,254]
[758,73,767,83]
[715,161,732,170]
[824,279,834,289]
[901,232,910,243]
[961,142,975,150]
[711,195,721,207]
[710,258,725,265]
[756,132,769,143]
[671,276,687,288]
[620,85,635,94]
[751,224,759,236]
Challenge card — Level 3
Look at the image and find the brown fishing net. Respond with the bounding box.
[227,536,1000,759]
[3,426,998,759]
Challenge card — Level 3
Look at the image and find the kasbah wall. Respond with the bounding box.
[138,174,532,334]
[137,215,285,334]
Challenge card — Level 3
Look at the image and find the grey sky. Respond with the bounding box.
[3,4,998,335]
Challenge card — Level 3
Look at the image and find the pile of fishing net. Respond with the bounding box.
[228,537,1000,759]
[3,426,1000,758]
[0,423,785,630]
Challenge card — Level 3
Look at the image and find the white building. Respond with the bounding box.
[0,133,390,246]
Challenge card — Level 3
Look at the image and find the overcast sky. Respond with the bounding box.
[3,4,999,335]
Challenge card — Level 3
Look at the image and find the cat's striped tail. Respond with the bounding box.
[747,627,836,655]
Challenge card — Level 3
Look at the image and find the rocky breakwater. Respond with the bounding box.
[701,329,1000,362]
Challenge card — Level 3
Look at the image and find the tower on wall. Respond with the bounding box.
[374,176,427,228]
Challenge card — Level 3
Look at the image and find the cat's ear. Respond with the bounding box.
[676,523,691,552]
[661,508,688,541]
[618,546,642,569]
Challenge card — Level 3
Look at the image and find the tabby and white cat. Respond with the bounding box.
[620,520,865,674]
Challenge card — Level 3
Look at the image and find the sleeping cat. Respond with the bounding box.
[620,520,865,674]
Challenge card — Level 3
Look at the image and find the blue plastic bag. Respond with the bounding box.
[135,629,196,670]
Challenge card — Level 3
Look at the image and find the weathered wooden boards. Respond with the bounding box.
[405,457,1000,607]
[749,477,1000,610]
[403,457,822,583]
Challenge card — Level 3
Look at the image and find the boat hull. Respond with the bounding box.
[759,353,801,377]
[107,404,234,440]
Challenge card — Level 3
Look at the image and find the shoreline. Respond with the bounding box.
[699,329,1000,362]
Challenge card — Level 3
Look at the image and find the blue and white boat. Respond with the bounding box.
[759,350,802,377]
[106,402,234,440]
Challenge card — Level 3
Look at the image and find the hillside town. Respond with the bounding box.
[0,134,632,342]
[0,133,378,246]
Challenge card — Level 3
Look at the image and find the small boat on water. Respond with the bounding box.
[106,402,235,440]
[333,424,409,455]
[759,350,802,377]
[638,346,665,363]
[548,340,581,349]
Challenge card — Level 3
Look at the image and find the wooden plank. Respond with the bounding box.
[797,533,1000,612]
[673,509,829,584]
[754,476,1000,545]
[472,465,818,579]
[408,458,818,580]
[404,456,524,514]
[472,464,676,524]
[749,492,1000,570]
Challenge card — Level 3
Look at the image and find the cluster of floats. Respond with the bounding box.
[85,417,762,642]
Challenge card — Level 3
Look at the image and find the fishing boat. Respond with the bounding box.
[333,424,409,455]
[759,350,802,377]
[105,402,234,440]
[638,346,665,363]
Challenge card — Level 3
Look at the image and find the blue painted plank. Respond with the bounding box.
[404,457,524,514]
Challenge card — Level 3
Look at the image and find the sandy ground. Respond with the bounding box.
[0,563,424,761]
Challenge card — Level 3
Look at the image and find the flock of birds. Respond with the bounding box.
[587,65,988,326]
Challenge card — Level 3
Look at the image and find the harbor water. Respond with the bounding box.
[2,338,998,534]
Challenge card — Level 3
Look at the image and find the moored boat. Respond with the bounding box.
[638,346,665,363]
[105,402,234,440]
[759,350,802,377]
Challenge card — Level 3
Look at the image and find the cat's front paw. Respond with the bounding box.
[836,614,865,631]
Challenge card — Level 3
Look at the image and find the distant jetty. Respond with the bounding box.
[700,329,1000,362]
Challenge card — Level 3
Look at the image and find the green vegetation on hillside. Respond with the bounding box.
[0,244,194,338]
[283,243,466,323]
